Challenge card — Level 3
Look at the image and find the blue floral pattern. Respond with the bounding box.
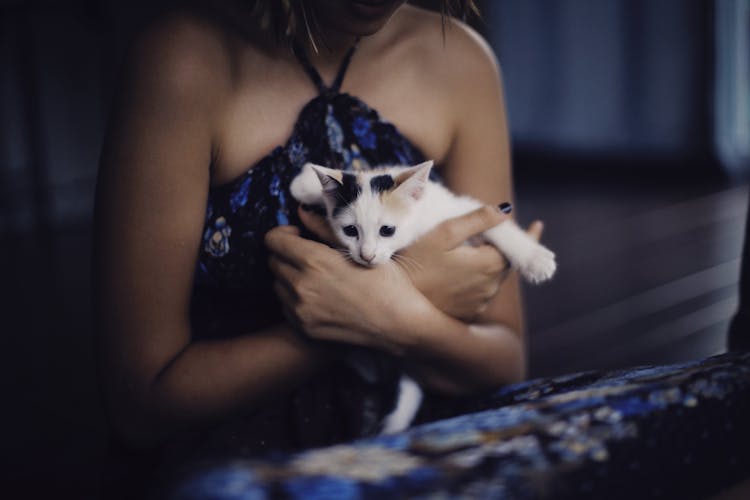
[352,116,377,150]
[171,352,750,499]
[286,137,308,170]
[203,216,231,258]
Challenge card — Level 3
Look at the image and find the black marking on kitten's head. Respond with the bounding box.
[370,174,395,193]
[331,173,362,216]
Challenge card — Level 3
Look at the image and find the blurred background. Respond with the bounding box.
[1,0,748,497]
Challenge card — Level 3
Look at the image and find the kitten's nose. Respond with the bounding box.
[360,252,375,263]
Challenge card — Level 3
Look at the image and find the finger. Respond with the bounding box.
[527,220,544,242]
[275,225,301,235]
[265,225,331,267]
[474,299,491,318]
[298,206,338,245]
[268,255,302,290]
[433,205,510,250]
[471,244,507,274]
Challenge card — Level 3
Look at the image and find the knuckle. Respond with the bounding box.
[294,301,309,320]
[292,275,307,295]
[441,223,459,243]
[487,254,506,275]
[474,301,489,316]
[264,229,277,247]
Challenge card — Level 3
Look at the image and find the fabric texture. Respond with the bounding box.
[170,352,750,499]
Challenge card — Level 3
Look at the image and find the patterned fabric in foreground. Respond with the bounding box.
[170,352,750,499]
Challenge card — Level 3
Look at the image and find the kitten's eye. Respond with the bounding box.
[379,225,396,237]
[342,225,359,238]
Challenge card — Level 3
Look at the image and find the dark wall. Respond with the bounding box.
[488,0,713,159]
[0,1,159,231]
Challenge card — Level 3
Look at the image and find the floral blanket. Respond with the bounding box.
[171,352,750,499]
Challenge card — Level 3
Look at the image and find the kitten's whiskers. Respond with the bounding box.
[392,253,422,275]
[335,247,355,264]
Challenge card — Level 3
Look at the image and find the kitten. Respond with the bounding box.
[290,160,556,433]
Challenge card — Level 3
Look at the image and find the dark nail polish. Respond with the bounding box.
[499,202,513,214]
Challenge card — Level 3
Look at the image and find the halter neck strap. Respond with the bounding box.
[292,39,359,95]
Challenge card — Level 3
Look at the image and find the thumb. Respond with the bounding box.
[527,220,544,242]
[298,205,338,245]
[433,205,510,249]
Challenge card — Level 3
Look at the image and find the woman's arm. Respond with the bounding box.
[401,19,528,393]
[94,19,327,448]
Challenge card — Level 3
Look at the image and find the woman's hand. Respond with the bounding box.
[295,205,543,322]
[398,206,510,320]
[401,207,545,320]
[265,224,431,356]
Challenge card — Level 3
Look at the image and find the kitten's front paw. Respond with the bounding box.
[518,246,556,284]
[380,415,408,435]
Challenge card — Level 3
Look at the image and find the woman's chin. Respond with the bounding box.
[312,0,405,37]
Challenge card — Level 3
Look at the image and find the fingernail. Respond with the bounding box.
[498,202,513,214]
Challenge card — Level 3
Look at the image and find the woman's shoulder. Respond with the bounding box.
[391,5,502,94]
[127,11,235,97]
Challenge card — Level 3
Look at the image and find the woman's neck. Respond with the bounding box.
[296,28,360,70]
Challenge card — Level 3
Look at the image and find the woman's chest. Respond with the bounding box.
[211,62,454,186]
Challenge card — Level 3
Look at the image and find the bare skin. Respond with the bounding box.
[94,2,541,448]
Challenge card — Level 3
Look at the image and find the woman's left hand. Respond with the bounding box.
[265,223,428,355]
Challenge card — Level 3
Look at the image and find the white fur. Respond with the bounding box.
[290,161,557,433]
[380,376,423,435]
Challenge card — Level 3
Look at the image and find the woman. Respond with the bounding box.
[93,0,541,476]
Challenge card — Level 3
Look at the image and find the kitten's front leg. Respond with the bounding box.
[290,163,326,206]
[381,375,423,435]
[483,222,556,284]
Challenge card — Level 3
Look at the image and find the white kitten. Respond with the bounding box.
[290,160,556,433]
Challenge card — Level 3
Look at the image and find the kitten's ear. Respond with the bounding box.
[308,163,343,196]
[394,161,433,201]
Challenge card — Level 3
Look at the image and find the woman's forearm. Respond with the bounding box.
[394,303,525,395]
[109,323,327,448]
